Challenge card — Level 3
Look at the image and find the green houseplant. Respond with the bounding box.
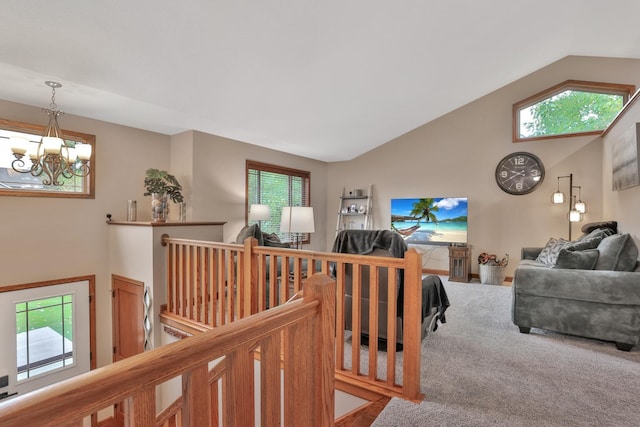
[143,168,184,222]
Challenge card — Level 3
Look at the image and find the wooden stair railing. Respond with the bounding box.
[161,236,424,402]
[0,274,336,427]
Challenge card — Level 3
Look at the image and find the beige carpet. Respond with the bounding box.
[371,278,640,426]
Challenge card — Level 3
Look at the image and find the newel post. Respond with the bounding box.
[304,273,336,426]
[402,248,422,400]
[243,237,259,316]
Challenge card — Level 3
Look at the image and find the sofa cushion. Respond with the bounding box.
[536,238,569,265]
[553,248,599,270]
[236,223,264,245]
[594,233,639,271]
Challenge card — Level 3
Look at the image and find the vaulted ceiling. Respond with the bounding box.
[1,1,640,161]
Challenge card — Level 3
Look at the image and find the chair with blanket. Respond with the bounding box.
[332,229,449,351]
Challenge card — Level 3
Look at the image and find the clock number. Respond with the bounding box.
[500,171,508,178]
[531,169,539,176]
[514,157,525,166]
[515,182,523,191]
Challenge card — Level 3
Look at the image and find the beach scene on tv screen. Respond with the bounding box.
[390,197,468,244]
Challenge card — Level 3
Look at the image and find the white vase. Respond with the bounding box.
[151,193,168,223]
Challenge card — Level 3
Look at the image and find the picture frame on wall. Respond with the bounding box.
[612,122,640,191]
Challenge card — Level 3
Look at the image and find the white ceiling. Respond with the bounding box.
[1,1,640,162]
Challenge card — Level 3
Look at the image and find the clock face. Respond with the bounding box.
[495,152,545,195]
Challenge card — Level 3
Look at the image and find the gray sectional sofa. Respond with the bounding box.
[512,223,640,351]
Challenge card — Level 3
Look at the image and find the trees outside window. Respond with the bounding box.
[246,160,311,243]
[513,80,635,142]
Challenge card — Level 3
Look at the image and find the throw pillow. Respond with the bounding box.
[553,248,599,270]
[235,223,264,245]
[262,232,291,248]
[581,220,618,235]
[564,234,605,251]
[536,238,568,265]
[594,233,639,271]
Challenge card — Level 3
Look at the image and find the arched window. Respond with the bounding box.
[513,80,635,142]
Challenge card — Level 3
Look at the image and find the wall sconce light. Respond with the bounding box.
[551,173,586,239]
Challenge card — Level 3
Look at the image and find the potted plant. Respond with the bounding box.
[477,252,509,285]
[143,168,184,222]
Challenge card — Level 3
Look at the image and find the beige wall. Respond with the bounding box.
[0,99,171,368]
[183,131,329,250]
[602,97,640,241]
[326,56,640,276]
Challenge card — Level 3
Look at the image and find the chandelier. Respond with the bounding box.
[10,81,92,186]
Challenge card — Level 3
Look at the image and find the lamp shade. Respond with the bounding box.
[248,204,270,221]
[568,209,582,222]
[280,206,315,233]
[574,200,587,214]
[552,191,565,204]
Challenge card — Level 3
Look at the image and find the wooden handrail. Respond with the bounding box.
[161,236,424,402]
[0,274,336,427]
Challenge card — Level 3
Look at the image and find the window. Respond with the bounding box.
[246,160,311,243]
[0,118,95,198]
[16,294,74,380]
[513,80,635,142]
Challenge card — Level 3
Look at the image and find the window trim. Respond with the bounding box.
[512,80,636,142]
[246,160,312,244]
[0,117,96,198]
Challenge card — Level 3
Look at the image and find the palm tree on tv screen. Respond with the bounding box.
[410,198,439,223]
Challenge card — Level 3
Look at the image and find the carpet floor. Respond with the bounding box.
[371,279,640,427]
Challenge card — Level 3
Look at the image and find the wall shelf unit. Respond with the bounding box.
[335,185,373,235]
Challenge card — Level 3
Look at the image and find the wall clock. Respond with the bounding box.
[495,152,545,195]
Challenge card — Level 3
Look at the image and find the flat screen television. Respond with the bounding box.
[390,197,468,245]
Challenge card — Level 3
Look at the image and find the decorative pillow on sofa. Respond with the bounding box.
[581,220,618,235]
[564,229,610,251]
[553,248,599,270]
[594,233,639,271]
[536,238,569,265]
[262,232,291,248]
[236,223,264,245]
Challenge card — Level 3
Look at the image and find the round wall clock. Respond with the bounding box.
[495,152,545,195]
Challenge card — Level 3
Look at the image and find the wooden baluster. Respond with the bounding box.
[260,332,281,426]
[127,386,156,427]
[223,344,254,426]
[217,247,225,326]
[244,237,258,316]
[351,263,362,376]
[386,267,397,386]
[334,262,346,370]
[227,248,235,322]
[368,265,379,378]
[182,364,210,427]
[211,247,218,326]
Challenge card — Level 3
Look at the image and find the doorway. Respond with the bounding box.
[111,275,145,425]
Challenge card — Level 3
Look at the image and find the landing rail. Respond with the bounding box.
[162,236,423,401]
[0,274,336,427]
